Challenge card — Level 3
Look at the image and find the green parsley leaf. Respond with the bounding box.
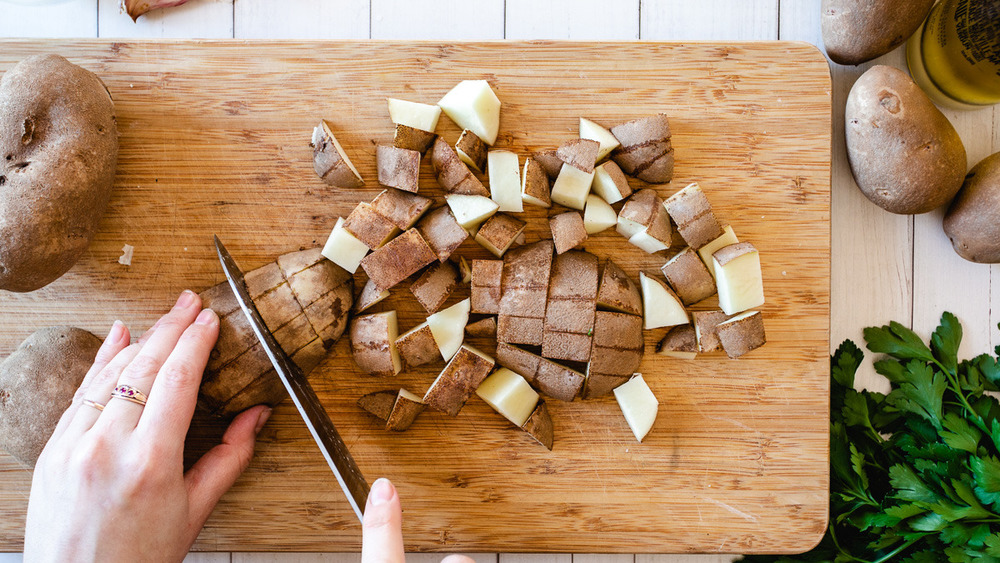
[971,455,1000,509]
[930,312,962,374]
[940,412,981,454]
[864,321,935,364]
[886,361,946,429]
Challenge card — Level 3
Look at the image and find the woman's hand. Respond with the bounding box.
[362,477,475,563]
[24,290,271,562]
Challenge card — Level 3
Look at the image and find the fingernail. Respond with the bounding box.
[254,407,272,434]
[195,308,218,326]
[175,290,197,309]
[107,320,126,343]
[370,478,395,506]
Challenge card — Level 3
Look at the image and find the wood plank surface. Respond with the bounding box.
[0,39,830,554]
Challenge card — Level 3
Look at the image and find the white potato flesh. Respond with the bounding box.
[697,224,738,278]
[475,367,539,427]
[592,162,628,204]
[614,374,658,442]
[616,215,646,239]
[386,310,402,375]
[487,151,523,212]
[628,229,669,253]
[658,350,697,360]
[387,98,442,132]
[713,247,765,315]
[550,163,595,210]
[445,194,500,229]
[639,272,689,330]
[427,298,471,361]
[321,217,369,274]
[437,80,501,145]
[579,117,620,161]
[583,194,617,234]
[398,388,423,402]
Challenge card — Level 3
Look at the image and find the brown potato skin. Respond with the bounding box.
[0,327,101,467]
[845,65,966,215]
[944,152,1000,263]
[821,0,934,65]
[0,54,118,292]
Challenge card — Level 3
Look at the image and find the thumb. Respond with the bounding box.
[184,405,271,532]
[361,478,405,563]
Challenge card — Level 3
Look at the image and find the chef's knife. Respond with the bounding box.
[213,236,369,523]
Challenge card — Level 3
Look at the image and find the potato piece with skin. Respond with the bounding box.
[358,390,397,421]
[549,211,588,255]
[427,298,471,362]
[550,163,595,210]
[589,310,644,379]
[0,327,101,467]
[580,117,620,162]
[431,137,489,197]
[343,202,399,250]
[387,389,425,431]
[322,217,369,274]
[475,212,527,257]
[416,205,469,263]
[591,161,632,204]
[456,129,488,173]
[445,194,499,229]
[457,256,472,283]
[713,242,765,316]
[488,150,523,212]
[387,98,441,132]
[371,188,432,231]
[639,271,688,330]
[361,228,438,291]
[665,183,724,249]
[312,120,364,189]
[476,368,540,427]
[661,247,716,306]
[821,0,934,65]
[0,55,119,293]
[409,260,459,314]
[610,114,674,183]
[846,65,966,214]
[584,194,617,234]
[423,344,496,416]
[614,374,659,442]
[437,80,501,146]
[353,278,390,314]
[376,145,420,193]
[497,315,544,346]
[496,343,542,385]
[521,157,552,208]
[693,310,729,352]
[351,311,401,377]
[698,225,738,278]
[656,324,698,359]
[498,241,554,345]
[393,123,436,154]
[944,152,1000,263]
[556,138,600,173]
[465,317,497,338]
[619,189,672,253]
[543,251,598,362]
[521,401,554,450]
[395,322,441,368]
[535,359,586,402]
[532,149,564,180]
[582,372,630,400]
[471,258,503,315]
[717,310,766,358]
[596,259,642,316]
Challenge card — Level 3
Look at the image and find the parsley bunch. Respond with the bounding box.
[741,312,1000,562]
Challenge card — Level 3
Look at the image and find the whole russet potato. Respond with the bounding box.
[0,327,101,468]
[845,65,966,215]
[821,0,934,65]
[944,152,1000,263]
[0,54,119,292]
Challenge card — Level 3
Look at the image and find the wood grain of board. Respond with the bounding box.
[0,40,830,554]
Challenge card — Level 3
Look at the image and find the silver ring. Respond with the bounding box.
[83,399,105,412]
[111,384,147,407]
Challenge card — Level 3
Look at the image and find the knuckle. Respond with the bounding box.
[158,363,196,389]
[363,507,397,530]
[123,354,161,380]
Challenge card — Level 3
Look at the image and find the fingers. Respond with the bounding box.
[95,290,202,431]
[63,343,143,438]
[361,478,405,563]
[441,555,477,563]
[137,308,219,446]
[183,405,270,537]
[52,321,131,440]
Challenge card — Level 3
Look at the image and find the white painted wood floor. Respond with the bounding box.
[1,0,997,560]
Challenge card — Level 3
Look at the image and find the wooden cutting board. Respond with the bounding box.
[0,40,831,554]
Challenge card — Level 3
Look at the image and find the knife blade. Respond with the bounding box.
[213,236,369,522]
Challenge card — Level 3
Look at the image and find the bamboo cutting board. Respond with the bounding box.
[0,40,831,554]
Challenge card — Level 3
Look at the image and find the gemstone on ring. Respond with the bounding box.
[111,384,148,407]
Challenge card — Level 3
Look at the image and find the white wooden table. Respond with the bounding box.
[1,0,997,561]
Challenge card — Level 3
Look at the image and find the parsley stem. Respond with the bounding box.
[870,534,926,563]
